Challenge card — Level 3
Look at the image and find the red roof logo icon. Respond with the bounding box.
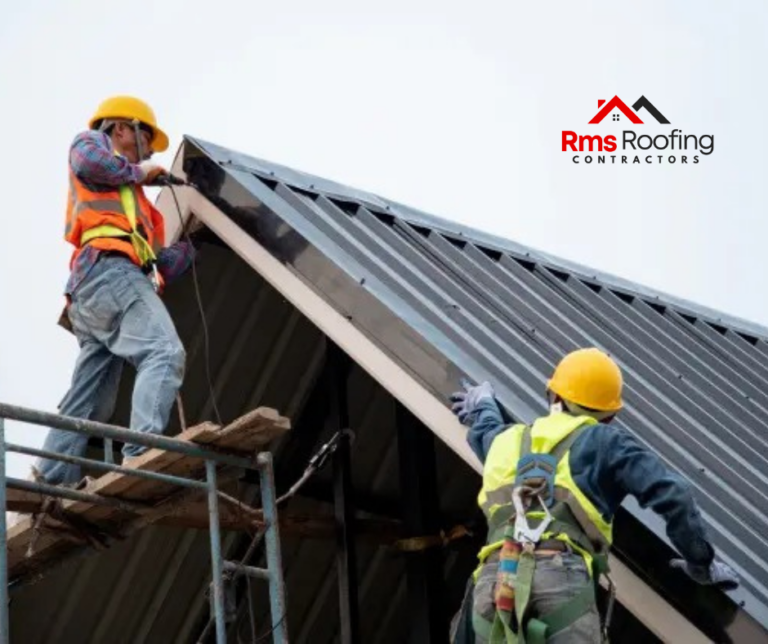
[588,96,670,125]
[590,96,643,124]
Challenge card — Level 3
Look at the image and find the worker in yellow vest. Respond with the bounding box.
[34,96,199,487]
[449,348,739,644]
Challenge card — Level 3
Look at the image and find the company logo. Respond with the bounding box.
[562,96,713,165]
[588,96,669,124]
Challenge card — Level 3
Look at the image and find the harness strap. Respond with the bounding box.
[526,582,596,643]
[549,424,587,464]
[478,422,603,643]
[551,489,609,552]
[484,424,590,515]
[514,544,536,643]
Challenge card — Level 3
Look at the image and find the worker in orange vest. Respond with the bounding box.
[33,96,196,487]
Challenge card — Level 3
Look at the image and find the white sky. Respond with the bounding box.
[1,0,767,480]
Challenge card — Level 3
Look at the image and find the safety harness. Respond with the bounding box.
[473,424,615,643]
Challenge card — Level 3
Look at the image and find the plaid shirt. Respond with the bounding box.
[65,131,195,296]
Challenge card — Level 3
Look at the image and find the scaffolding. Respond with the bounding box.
[0,402,288,644]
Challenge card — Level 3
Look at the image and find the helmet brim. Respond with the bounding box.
[151,126,169,153]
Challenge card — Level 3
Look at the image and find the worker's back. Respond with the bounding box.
[449,350,738,643]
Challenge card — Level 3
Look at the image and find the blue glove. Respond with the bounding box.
[449,378,495,425]
[669,559,740,591]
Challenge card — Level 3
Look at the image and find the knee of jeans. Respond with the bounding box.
[146,338,186,377]
[164,340,186,377]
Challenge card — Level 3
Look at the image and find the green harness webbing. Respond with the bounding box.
[474,425,608,644]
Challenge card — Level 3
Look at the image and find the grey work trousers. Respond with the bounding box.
[451,551,602,644]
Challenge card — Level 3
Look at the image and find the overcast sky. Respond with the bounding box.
[1,0,766,480]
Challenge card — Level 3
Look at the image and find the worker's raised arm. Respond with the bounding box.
[69,130,144,186]
[466,399,509,464]
[450,380,508,464]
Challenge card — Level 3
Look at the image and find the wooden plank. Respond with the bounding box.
[191,408,291,452]
[6,408,290,579]
[96,422,219,503]
[6,426,200,576]
[7,489,43,514]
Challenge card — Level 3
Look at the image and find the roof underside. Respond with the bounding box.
[9,135,768,643]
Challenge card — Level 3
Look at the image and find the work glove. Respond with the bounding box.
[137,161,168,185]
[449,378,495,425]
[669,559,740,591]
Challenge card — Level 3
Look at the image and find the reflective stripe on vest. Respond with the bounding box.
[65,167,159,267]
[79,185,158,266]
[477,413,613,560]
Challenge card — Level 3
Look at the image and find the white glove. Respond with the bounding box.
[669,559,740,590]
[449,379,496,425]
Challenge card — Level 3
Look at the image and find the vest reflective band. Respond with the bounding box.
[65,166,162,269]
[477,413,613,568]
[79,185,158,266]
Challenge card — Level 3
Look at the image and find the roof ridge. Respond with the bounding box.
[184,135,768,342]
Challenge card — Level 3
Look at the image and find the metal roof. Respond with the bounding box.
[9,134,768,643]
[180,134,768,639]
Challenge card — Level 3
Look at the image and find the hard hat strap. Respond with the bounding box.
[132,119,148,161]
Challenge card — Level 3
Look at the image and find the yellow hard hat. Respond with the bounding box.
[88,95,169,153]
[547,348,623,412]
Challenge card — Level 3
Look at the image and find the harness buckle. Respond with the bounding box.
[512,488,553,544]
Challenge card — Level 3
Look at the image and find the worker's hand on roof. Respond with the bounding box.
[450,379,495,425]
[137,160,168,185]
[670,558,740,590]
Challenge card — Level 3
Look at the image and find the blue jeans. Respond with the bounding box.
[35,254,186,485]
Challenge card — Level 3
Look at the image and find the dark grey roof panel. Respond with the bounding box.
[754,339,768,360]
[692,317,768,383]
[198,138,768,341]
[630,299,768,417]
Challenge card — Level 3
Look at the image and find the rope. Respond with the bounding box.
[166,184,223,427]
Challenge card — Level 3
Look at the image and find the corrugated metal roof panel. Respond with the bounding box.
[181,133,768,637]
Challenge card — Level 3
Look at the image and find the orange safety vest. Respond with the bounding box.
[64,167,166,272]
